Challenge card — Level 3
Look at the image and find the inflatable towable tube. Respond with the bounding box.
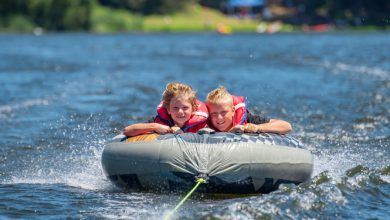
[101,133,313,194]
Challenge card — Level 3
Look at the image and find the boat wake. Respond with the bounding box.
[1,114,115,191]
[0,98,49,119]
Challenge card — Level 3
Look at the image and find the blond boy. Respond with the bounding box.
[206,86,292,134]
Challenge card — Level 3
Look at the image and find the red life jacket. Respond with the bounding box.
[232,95,247,126]
[154,99,208,133]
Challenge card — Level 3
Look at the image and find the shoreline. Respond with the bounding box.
[1,27,389,36]
[1,3,389,35]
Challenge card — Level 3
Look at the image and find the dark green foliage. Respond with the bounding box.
[97,0,195,15]
[294,0,390,26]
[0,0,91,31]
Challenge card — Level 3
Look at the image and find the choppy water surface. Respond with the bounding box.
[0,33,389,219]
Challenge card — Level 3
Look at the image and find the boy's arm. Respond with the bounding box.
[247,119,292,134]
[230,111,292,134]
[123,123,172,137]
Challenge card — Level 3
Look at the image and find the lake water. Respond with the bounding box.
[0,32,389,219]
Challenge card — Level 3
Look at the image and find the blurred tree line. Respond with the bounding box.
[97,0,194,15]
[287,0,390,26]
[0,0,388,32]
[0,0,92,31]
[0,0,195,31]
[200,0,390,26]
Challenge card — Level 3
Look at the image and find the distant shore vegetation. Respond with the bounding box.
[0,0,389,34]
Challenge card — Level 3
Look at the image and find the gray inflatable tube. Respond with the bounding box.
[101,132,313,194]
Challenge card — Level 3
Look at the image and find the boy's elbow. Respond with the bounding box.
[285,122,293,133]
[281,122,292,134]
[123,125,136,137]
[123,129,132,137]
[275,120,292,135]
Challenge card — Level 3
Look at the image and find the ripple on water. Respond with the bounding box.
[0,33,389,219]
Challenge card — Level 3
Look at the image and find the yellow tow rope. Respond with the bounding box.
[164,178,206,220]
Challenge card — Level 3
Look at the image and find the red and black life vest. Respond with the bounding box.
[154,99,208,133]
[232,95,247,126]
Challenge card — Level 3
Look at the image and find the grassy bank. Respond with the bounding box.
[90,3,297,33]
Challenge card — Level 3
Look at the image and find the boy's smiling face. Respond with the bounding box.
[207,101,235,132]
[167,95,193,127]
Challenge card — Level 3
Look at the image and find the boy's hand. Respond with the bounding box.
[154,124,172,134]
[243,123,258,133]
[171,126,183,134]
[229,125,245,133]
[229,124,258,133]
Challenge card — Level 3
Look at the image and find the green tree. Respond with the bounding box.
[0,0,91,31]
[97,0,195,15]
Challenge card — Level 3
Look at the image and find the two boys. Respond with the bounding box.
[123,84,292,136]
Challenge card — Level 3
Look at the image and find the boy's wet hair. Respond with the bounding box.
[162,82,198,110]
[206,86,233,106]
